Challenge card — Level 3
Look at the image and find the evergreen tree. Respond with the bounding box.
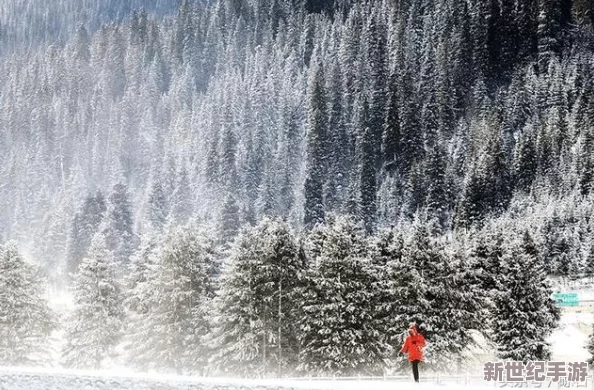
[66,191,107,276]
[482,131,513,215]
[210,218,306,377]
[369,228,404,348]
[382,73,401,172]
[469,229,505,293]
[305,0,335,15]
[146,178,168,233]
[399,70,424,173]
[124,232,160,318]
[548,226,576,278]
[303,63,328,228]
[425,143,449,229]
[0,242,55,365]
[62,234,124,369]
[451,0,474,111]
[584,242,594,278]
[456,166,486,229]
[389,225,486,369]
[218,192,241,246]
[103,183,136,269]
[365,11,388,168]
[357,97,377,234]
[325,58,348,212]
[579,128,594,196]
[130,225,217,374]
[537,0,563,69]
[170,165,194,225]
[514,123,538,192]
[492,232,560,361]
[298,216,388,375]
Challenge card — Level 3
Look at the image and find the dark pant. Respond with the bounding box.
[411,360,420,382]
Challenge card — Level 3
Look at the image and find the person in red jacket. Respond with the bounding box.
[399,324,426,383]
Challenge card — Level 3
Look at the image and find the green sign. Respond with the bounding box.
[553,292,579,307]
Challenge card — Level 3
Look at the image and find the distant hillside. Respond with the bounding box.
[0,0,185,55]
[0,0,593,280]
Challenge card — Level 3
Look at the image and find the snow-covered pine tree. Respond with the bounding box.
[303,62,328,228]
[62,233,124,369]
[514,121,538,193]
[209,217,306,378]
[124,232,161,316]
[170,165,193,225]
[455,165,487,229]
[399,69,424,174]
[364,9,388,168]
[122,232,161,371]
[66,191,107,276]
[382,72,401,173]
[0,242,55,366]
[369,228,404,353]
[218,192,241,246]
[357,96,377,235]
[425,142,449,230]
[324,55,348,213]
[492,231,560,361]
[482,130,513,216]
[469,228,505,293]
[584,242,594,278]
[132,224,217,375]
[146,177,168,233]
[537,0,563,69]
[102,183,136,271]
[389,224,486,370]
[548,224,578,278]
[298,216,389,376]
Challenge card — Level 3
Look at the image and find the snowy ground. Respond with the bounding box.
[4,366,587,390]
[0,367,500,390]
[550,311,592,362]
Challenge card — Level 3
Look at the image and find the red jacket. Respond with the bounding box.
[400,327,426,362]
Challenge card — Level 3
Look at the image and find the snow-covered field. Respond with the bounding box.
[0,367,497,390]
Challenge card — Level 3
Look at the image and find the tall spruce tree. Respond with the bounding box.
[62,234,124,369]
[382,72,401,173]
[129,225,217,375]
[66,191,107,276]
[365,10,388,168]
[123,232,161,371]
[514,123,538,192]
[357,97,377,234]
[218,192,241,246]
[492,231,560,361]
[389,224,486,369]
[0,242,55,365]
[209,218,306,377]
[425,142,449,229]
[103,183,136,270]
[298,216,388,376]
[303,63,328,228]
[170,165,193,225]
[146,178,168,233]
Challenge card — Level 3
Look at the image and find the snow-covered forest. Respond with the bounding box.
[0,0,593,379]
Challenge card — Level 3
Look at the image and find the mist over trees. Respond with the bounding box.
[0,0,593,283]
[0,0,592,377]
